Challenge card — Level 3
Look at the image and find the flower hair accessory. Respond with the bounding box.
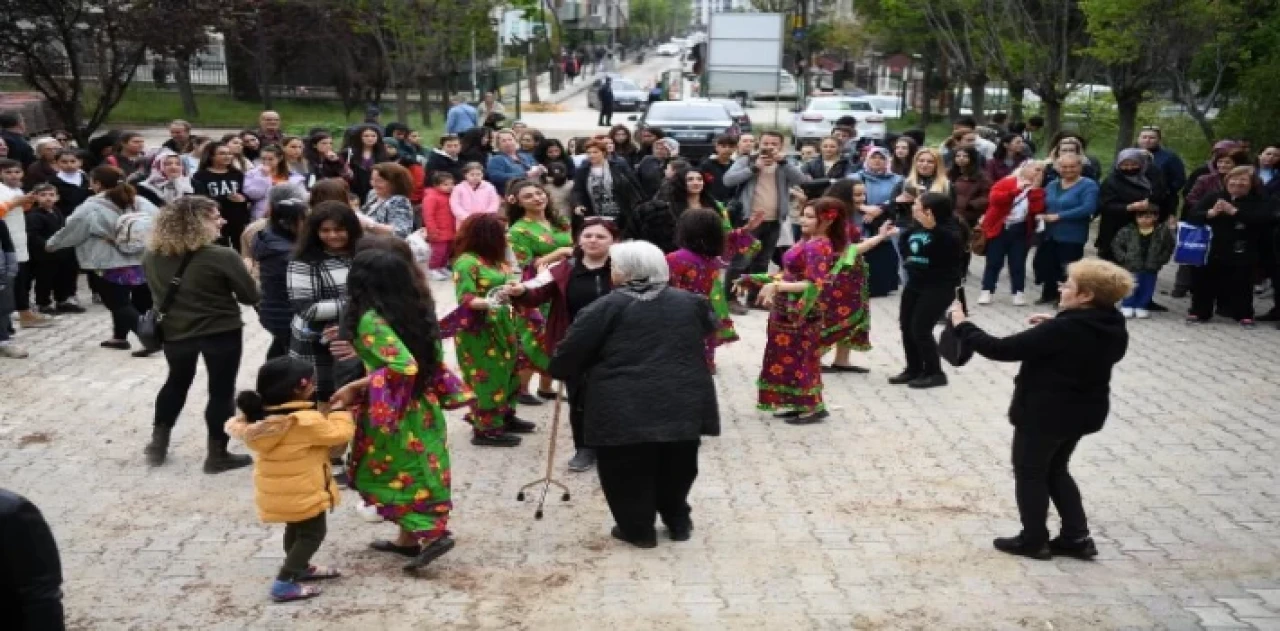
[819,207,841,223]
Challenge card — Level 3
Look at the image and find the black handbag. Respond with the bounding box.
[136,251,196,350]
[939,287,974,367]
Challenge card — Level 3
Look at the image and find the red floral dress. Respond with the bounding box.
[819,222,871,351]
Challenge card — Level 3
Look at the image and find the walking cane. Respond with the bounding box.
[516,382,570,519]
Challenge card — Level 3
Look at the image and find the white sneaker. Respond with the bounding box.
[430,269,451,281]
[356,501,382,523]
[1135,309,1151,319]
[1012,292,1027,306]
[0,343,29,358]
[1121,307,1136,318]
[977,290,992,305]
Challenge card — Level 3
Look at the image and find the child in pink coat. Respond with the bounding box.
[449,162,500,227]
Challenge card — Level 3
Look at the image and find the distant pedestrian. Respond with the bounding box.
[597,77,615,127]
[445,94,480,135]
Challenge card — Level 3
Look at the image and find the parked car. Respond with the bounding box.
[629,101,739,162]
[791,96,887,148]
[864,95,903,119]
[657,43,681,56]
[711,98,752,133]
[588,75,649,111]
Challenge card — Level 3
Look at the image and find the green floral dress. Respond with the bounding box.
[451,253,527,434]
[348,310,472,544]
[506,217,572,370]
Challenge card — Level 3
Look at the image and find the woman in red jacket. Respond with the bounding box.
[979,161,1046,306]
[505,217,620,472]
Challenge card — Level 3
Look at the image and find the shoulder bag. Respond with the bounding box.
[136,250,196,349]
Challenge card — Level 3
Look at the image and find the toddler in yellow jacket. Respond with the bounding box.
[225,356,355,603]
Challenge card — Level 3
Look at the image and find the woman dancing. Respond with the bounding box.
[505,179,573,401]
[736,199,847,425]
[818,193,898,374]
[331,249,473,572]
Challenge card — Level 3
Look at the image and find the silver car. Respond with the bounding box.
[629,101,738,161]
[588,75,648,111]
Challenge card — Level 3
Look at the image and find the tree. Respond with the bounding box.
[0,0,153,145]
[908,0,994,122]
[134,0,243,118]
[859,0,945,124]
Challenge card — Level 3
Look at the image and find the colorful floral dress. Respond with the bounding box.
[347,310,472,544]
[507,218,573,369]
[819,223,872,351]
[741,237,834,413]
[449,253,525,434]
[665,224,757,369]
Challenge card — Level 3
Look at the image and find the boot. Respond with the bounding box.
[144,425,172,466]
[203,437,252,474]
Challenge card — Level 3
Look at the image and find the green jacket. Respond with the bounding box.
[1110,223,1174,273]
[143,245,260,342]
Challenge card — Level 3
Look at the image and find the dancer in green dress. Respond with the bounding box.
[448,213,539,447]
[504,180,573,399]
[332,249,472,572]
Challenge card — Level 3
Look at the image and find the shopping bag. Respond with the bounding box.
[1173,222,1212,266]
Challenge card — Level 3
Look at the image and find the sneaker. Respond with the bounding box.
[55,301,86,314]
[356,501,383,523]
[0,343,30,359]
[429,269,451,281]
[993,535,1052,560]
[1048,536,1098,560]
[1120,307,1135,318]
[907,373,948,389]
[887,370,919,385]
[977,290,992,305]
[567,448,597,472]
[1134,309,1150,319]
[19,312,54,328]
[1011,292,1026,306]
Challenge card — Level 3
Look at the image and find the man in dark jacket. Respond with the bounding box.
[0,113,35,168]
[0,488,65,630]
[597,78,615,127]
[699,135,739,206]
[550,241,719,549]
[950,259,1130,561]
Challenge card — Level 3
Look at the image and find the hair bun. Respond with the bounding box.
[235,390,266,421]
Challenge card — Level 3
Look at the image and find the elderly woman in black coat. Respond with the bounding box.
[948,258,1131,560]
[549,240,719,549]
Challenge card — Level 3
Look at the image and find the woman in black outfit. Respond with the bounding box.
[142,196,261,472]
[458,127,492,167]
[507,217,620,472]
[889,192,965,389]
[342,124,389,202]
[534,138,575,174]
[302,132,352,188]
[549,240,719,549]
[1184,166,1274,326]
[191,140,250,252]
[949,258,1131,560]
[252,197,308,359]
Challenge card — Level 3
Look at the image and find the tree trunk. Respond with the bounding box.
[1042,98,1064,141]
[920,56,935,126]
[1114,96,1140,159]
[1009,80,1025,122]
[1189,110,1217,145]
[395,85,411,124]
[417,77,431,128]
[948,81,962,120]
[173,53,199,118]
[967,73,988,123]
[526,51,542,104]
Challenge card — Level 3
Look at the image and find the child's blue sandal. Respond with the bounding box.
[270,580,322,603]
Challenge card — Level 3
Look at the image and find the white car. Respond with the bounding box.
[864,95,903,119]
[791,96,887,147]
[656,43,681,56]
[755,70,800,101]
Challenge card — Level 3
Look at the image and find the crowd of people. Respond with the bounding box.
[3,98,1278,613]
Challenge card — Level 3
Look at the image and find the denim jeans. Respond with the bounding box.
[981,223,1028,293]
[1121,271,1158,309]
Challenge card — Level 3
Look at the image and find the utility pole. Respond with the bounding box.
[471,30,478,101]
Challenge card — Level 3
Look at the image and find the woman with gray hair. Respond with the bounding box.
[549,240,719,549]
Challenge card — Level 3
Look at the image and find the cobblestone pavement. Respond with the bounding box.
[3,263,1279,630]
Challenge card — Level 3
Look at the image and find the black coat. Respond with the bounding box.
[24,208,72,264]
[252,227,295,336]
[955,307,1129,437]
[1095,173,1156,257]
[424,150,464,182]
[635,155,668,198]
[50,174,91,218]
[803,156,853,181]
[0,489,65,631]
[549,286,720,446]
[1183,190,1275,266]
[597,84,615,113]
[571,160,644,236]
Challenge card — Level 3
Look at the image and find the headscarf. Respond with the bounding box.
[863,146,891,174]
[1114,147,1151,192]
[655,137,680,156]
[1208,140,1240,169]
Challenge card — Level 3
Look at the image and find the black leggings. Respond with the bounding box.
[93,275,152,341]
[1012,429,1088,545]
[898,284,953,377]
[279,512,327,582]
[154,329,244,440]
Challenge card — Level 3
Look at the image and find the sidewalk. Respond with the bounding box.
[496,54,653,108]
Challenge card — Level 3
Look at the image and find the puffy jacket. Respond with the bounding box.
[951,173,991,226]
[224,403,355,523]
[45,194,159,270]
[252,227,296,336]
[981,175,1045,240]
[422,187,455,243]
[1110,223,1174,273]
